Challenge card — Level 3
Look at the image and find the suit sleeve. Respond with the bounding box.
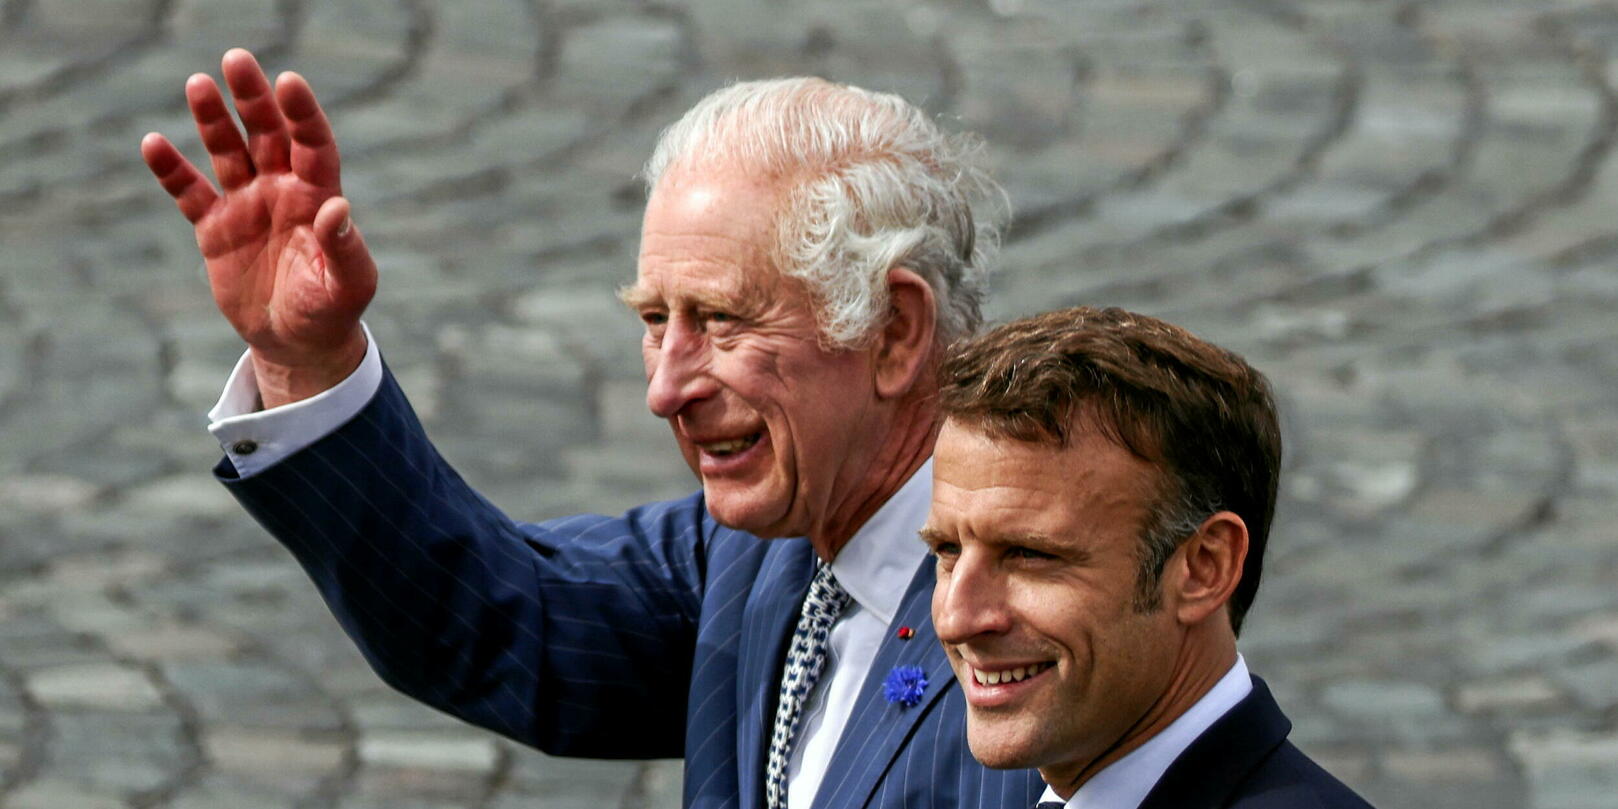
[217,367,706,759]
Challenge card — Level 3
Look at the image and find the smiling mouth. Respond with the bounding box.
[970,662,1053,686]
[698,433,762,457]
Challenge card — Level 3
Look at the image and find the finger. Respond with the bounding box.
[141,132,219,223]
[313,197,379,300]
[220,48,291,175]
[185,74,254,190]
[276,71,342,189]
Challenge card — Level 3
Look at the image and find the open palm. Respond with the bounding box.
[143,49,375,405]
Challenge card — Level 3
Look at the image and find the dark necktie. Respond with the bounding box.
[1036,802,1067,809]
[764,562,851,809]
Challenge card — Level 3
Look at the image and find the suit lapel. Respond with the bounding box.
[811,559,953,809]
[1137,676,1292,809]
[736,539,818,809]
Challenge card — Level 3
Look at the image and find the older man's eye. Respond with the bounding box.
[640,311,668,341]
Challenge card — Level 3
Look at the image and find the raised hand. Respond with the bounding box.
[142,48,376,408]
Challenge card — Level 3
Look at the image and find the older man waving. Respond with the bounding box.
[142,48,1040,809]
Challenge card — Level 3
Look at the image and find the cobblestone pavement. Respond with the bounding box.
[1,0,1616,806]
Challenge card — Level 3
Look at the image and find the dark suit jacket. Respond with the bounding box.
[1138,676,1374,809]
[217,369,1043,809]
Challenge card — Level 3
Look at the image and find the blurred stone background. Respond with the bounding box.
[2,0,1617,806]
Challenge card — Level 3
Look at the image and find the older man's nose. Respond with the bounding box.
[646,321,716,419]
[933,553,1013,644]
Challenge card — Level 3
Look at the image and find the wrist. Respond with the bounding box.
[250,329,368,409]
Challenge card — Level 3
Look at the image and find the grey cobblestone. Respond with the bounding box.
[25,664,164,711]
[2,1,1616,806]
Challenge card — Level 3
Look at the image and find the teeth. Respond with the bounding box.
[972,663,1049,686]
[700,434,760,455]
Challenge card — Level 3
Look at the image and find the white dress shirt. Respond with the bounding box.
[1038,655,1253,809]
[206,331,933,809]
[207,323,384,476]
[789,458,931,809]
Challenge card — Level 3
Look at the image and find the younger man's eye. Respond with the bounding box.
[1007,546,1054,561]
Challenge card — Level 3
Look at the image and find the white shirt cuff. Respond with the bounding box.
[207,323,383,478]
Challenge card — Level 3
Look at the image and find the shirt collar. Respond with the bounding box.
[828,457,933,626]
[1043,654,1253,809]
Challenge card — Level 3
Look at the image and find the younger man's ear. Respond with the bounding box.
[874,267,938,399]
[1169,512,1248,627]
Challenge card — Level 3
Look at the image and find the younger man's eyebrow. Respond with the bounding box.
[996,531,1056,549]
[999,531,1090,563]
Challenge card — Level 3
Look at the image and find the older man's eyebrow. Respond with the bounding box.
[617,284,659,310]
[917,527,951,547]
[618,284,767,319]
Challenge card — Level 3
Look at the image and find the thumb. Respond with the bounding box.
[313,196,379,299]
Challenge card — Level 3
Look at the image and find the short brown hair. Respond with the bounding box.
[937,306,1281,634]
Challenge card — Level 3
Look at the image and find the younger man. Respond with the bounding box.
[923,306,1374,808]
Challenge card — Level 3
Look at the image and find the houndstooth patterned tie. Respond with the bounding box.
[765,562,851,809]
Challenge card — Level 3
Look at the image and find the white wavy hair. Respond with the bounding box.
[643,77,1008,349]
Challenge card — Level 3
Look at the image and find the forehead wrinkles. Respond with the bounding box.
[938,428,1154,539]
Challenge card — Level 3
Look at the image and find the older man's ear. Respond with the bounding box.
[1168,512,1250,629]
[873,267,939,399]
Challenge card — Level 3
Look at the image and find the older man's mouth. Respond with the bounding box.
[698,433,762,457]
[694,432,769,475]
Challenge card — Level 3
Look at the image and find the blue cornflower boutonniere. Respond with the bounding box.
[883,665,928,708]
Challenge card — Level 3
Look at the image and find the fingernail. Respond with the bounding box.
[336,216,352,237]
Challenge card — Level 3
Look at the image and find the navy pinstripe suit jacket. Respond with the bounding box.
[218,369,1044,809]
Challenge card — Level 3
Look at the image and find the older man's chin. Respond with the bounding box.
[701,483,797,539]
